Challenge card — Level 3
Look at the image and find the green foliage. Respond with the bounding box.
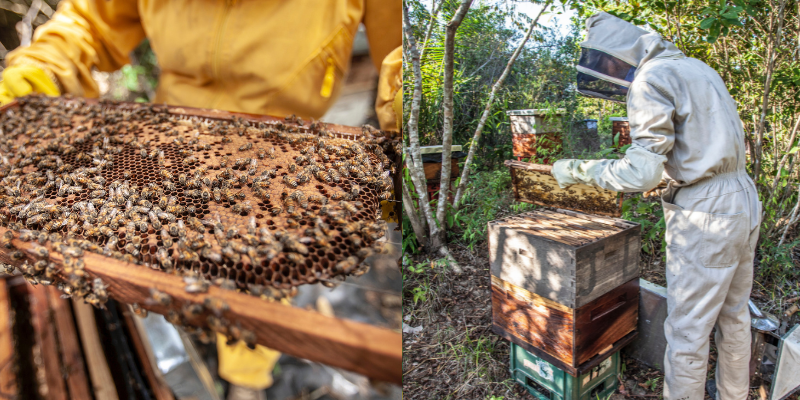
[448,169,517,251]
[644,377,660,392]
[622,195,666,256]
[411,286,429,305]
[405,0,587,169]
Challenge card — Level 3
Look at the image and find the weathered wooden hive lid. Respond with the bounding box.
[492,209,636,247]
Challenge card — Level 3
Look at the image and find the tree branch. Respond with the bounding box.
[420,0,444,62]
[753,0,787,186]
[435,0,473,241]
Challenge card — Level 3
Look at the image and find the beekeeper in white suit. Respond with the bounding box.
[552,12,761,400]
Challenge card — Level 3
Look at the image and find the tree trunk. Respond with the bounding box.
[402,3,438,246]
[770,113,800,194]
[754,0,787,186]
[402,181,428,248]
[434,0,473,244]
[452,1,551,210]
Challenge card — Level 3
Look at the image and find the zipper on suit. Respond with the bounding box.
[210,0,235,107]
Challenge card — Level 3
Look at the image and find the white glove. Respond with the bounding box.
[552,159,579,189]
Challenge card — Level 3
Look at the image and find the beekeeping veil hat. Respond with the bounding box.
[577,12,684,103]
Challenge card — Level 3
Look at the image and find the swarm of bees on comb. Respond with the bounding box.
[0,96,398,332]
[511,169,620,216]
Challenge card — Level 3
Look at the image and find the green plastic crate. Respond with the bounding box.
[510,342,618,400]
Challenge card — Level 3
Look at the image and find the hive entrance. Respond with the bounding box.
[0,95,396,296]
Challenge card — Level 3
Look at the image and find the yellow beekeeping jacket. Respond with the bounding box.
[5,0,402,130]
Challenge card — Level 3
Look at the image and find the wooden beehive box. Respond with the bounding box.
[505,160,623,217]
[492,275,638,375]
[610,117,631,148]
[488,209,639,308]
[488,209,640,374]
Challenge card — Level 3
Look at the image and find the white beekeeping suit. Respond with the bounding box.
[552,12,761,400]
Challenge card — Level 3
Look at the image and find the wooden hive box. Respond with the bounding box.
[488,209,640,374]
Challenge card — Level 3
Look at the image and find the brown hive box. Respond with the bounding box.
[488,209,640,374]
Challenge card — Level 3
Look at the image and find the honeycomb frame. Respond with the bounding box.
[0,95,400,293]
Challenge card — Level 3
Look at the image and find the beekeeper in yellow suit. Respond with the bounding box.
[0,1,402,398]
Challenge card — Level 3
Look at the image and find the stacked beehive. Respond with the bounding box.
[488,208,640,397]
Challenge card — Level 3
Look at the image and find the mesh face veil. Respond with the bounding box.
[576,48,637,103]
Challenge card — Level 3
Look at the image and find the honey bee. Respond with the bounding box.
[234,158,251,168]
[163,180,176,191]
[308,194,327,205]
[178,173,187,186]
[232,202,253,214]
[340,201,359,214]
[32,245,49,258]
[106,235,119,250]
[220,155,230,168]
[283,176,298,188]
[268,147,275,159]
[32,259,48,273]
[186,217,205,233]
[315,170,331,182]
[177,247,199,263]
[271,206,283,215]
[182,273,209,294]
[156,248,173,270]
[239,142,253,151]
[257,148,266,159]
[281,235,309,255]
[131,303,148,318]
[93,278,108,303]
[182,303,204,320]
[330,191,345,201]
[165,310,182,325]
[297,171,310,183]
[341,221,362,235]
[147,289,172,306]
[285,252,304,264]
[1,231,14,248]
[241,329,257,350]
[334,256,359,273]
[207,315,228,334]
[204,297,229,316]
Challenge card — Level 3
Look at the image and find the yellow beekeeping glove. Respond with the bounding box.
[217,297,290,390]
[217,333,282,390]
[0,64,60,105]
